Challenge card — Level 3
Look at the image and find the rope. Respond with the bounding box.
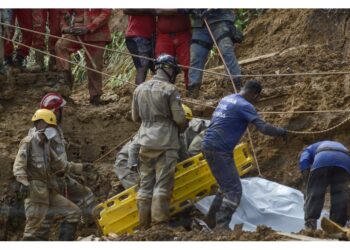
[3,24,350,139]
[203,18,263,177]
[93,133,136,164]
[286,116,350,135]
[2,21,350,79]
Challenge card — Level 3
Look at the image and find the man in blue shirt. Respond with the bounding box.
[202,80,286,229]
[299,140,350,230]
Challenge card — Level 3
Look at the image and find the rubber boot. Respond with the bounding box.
[29,51,45,73]
[4,55,13,67]
[137,199,152,230]
[152,195,171,224]
[58,221,78,241]
[13,54,26,72]
[89,95,101,106]
[48,50,57,71]
[204,192,224,229]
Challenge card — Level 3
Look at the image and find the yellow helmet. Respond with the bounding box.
[182,104,193,121]
[31,109,57,126]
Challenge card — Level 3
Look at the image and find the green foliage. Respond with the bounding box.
[71,31,135,86]
[234,9,265,31]
[104,31,135,87]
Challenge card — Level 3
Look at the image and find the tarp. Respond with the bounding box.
[195,177,326,233]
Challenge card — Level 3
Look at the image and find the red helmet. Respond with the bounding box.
[40,92,66,112]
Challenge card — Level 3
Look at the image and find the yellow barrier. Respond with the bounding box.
[93,143,254,235]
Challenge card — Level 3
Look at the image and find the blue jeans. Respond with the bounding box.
[202,149,242,206]
[189,21,241,89]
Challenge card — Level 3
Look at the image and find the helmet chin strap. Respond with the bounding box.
[160,67,177,84]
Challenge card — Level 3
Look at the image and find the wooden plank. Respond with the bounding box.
[276,232,336,241]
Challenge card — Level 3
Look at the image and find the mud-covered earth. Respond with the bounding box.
[2,9,350,241]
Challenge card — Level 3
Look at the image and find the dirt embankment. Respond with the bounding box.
[186,9,350,189]
[1,9,350,241]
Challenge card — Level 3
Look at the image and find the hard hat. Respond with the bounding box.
[40,92,66,112]
[155,54,181,74]
[32,109,57,126]
[182,104,193,120]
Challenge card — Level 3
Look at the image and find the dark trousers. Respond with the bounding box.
[202,149,242,204]
[304,166,349,226]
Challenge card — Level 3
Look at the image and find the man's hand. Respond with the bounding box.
[18,184,29,199]
[281,129,288,143]
[71,27,89,36]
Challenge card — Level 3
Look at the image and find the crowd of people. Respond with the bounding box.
[5,8,350,240]
[0,9,242,103]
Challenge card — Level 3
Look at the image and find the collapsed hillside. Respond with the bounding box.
[1,9,350,240]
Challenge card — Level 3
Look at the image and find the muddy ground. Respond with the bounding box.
[1,9,350,241]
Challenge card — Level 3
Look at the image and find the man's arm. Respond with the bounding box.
[13,137,30,186]
[252,118,286,137]
[241,104,285,137]
[299,146,315,172]
[127,137,141,168]
[131,90,141,122]
[169,90,187,132]
[86,9,111,33]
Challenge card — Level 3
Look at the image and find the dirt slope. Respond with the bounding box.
[1,9,350,240]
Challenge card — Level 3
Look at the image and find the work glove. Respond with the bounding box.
[280,128,288,143]
[71,27,89,36]
[18,184,30,200]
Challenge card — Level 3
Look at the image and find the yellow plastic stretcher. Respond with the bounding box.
[93,143,254,235]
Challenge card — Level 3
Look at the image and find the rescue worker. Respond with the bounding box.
[4,9,33,70]
[202,80,286,230]
[0,9,12,75]
[31,9,61,72]
[55,9,111,105]
[13,109,85,240]
[299,140,350,230]
[114,134,141,189]
[132,53,187,229]
[155,10,191,88]
[115,104,200,190]
[32,92,97,240]
[187,9,242,98]
[123,9,156,85]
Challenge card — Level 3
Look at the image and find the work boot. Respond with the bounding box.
[0,64,5,75]
[304,219,317,231]
[204,192,224,229]
[58,221,78,241]
[4,55,13,67]
[48,50,57,71]
[137,199,152,230]
[22,236,41,241]
[216,200,237,230]
[29,51,45,73]
[152,195,171,223]
[89,95,101,106]
[13,54,26,72]
[187,85,200,99]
